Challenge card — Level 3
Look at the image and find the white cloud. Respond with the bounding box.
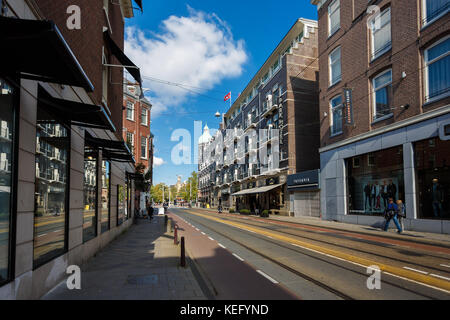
[125,7,247,117]
[153,156,165,167]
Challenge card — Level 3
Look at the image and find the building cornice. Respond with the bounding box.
[319,105,450,153]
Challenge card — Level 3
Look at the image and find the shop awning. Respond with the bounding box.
[0,16,94,91]
[103,31,142,86]
[134,0,143,12]
[37,86,116,132]
[85,132,135,163]
[232,184,283,196]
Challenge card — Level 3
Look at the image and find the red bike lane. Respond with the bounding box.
[169,212,300,300]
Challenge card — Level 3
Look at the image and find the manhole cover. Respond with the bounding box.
[127,274,158,285]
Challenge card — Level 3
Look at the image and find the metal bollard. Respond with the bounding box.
[180,236,186,267]
[174,225,178,245]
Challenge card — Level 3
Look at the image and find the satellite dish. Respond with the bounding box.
[215,111,221,117]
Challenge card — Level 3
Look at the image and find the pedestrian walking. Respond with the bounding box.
[383,197,402,234]
[396,199,406,231]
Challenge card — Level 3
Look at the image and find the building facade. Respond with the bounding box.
[123,80,153,184]
[0,0,142,299]
[312,0,450,233]
[198,18,321,217]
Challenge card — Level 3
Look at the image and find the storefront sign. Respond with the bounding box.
[439,120,450,141]
[287,170,319,188]
[266,177,279,186]
[343,88,353,125]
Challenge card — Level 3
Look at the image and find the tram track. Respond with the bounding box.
[175,210,442,300]
[210,214,450,275]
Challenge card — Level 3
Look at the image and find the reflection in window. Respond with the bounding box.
[415,138,449,219]
[83,152,97,242]
[373,69,392,120]
[117,185,126,225]
[346,147,404,216]
[424,37,450,101]
[101,160,110,233]
[34,115,69,267]
[0,79,14,283]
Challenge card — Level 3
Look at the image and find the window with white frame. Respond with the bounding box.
[328,0,340,36]
[422,0,450,26]
[126,101,134,121]
[141,108,148,125]
[330,95,343,135]
[329,46,341,86]
[141,136,147,159]
[370,7,391,60]
[424,36,450,102]
[372,69,393,120]
[126,132,134,152]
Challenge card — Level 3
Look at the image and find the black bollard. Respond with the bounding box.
[174,226,178,245]
[180,236,186,267]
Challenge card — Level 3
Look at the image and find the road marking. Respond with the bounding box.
[195,228,200,231]
[403,267,428,275]
[186,209,450,292]
[440,264,450,268]
[201,232,205,235]
[266,235,274,239]
[208,237,214,241]
[218,243,226,249]
[38,233,48,237]
[256,270,279,284]
[430,274,450,281]
[232,253,244,261]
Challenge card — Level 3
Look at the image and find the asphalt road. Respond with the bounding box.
[169,207,450,300]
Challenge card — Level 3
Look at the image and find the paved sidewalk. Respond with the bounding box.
[191,207,450,245]
[42,215,207,300]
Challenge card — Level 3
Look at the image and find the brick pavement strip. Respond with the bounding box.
[41,216,207,300]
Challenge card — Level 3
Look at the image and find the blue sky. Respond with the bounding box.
[124,0,317,186]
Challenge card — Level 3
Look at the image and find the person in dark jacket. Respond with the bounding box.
[364,183,372,211]
[431,178,444,218]
[384,198,402,233]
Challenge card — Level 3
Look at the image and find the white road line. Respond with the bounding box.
[208,237,214,241]
[201,232,206,235]
[266,235,274,239]
[256,270,279,284]
[218,243,226,249]
[38,233,48,237]
[403,266,429,275]
[430,274,450,281]
[440,264,450,268]
[232,253,245,262]
[195,228,200,231]
[383,271,450,294]
[247,230,256,234]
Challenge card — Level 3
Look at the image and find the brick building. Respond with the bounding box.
[123,80,153,183]
[0,0,143,298]
[198,18,321,217]
[312,0,450,233]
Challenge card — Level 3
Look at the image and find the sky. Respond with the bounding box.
[124,0,318,186]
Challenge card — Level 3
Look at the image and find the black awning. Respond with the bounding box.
[103,31,142,86]
[127,172,144,181]
[0,16,94,92]
[134,0,143,12]
[85,132,135,163]
[37,86,116,132]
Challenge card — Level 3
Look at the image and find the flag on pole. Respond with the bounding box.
[224,92,231,102]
